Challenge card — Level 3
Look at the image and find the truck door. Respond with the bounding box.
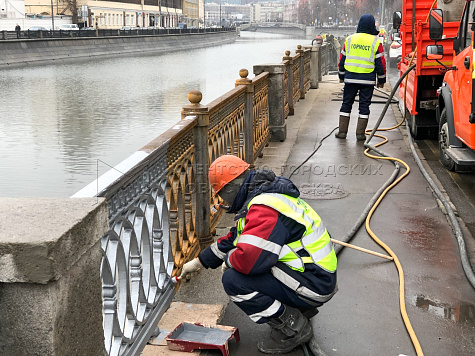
[453,1,475,147]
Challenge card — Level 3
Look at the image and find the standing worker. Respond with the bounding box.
[15,23,21,39]
[336,14,386,141]
[180,155,338,354]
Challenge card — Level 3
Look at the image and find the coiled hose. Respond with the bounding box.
[296,62,475,356]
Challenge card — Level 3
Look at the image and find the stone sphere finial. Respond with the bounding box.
[285,50,291,56]
[297,44,302,50]
[188,90,202,104]
[239,68,249,78]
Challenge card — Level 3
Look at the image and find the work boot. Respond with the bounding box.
[257,305,313,354]
[356,117,369,141]
[335,115,350,139]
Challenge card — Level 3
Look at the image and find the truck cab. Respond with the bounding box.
[427,1,475,170]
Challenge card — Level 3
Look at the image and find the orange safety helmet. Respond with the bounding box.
[208,155,250,196]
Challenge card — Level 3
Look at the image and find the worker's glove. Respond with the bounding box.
[377,82,384,88]
[180,258,202,281]
[339,78,344,83]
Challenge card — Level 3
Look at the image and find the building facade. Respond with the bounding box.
[283,1,297,23]
[204,3,250,27]
[0,0,25,19]
[183,0,199,27]
[24,0,188,28]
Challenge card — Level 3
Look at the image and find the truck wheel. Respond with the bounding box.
[409,114,420,139]
[439,108,457,171]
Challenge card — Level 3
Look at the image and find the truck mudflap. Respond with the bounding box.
[439,84,464,148]
[445,147,475,165]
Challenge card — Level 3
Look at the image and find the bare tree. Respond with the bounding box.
[60,0,79,24]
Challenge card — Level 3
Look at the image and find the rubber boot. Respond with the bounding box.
[356,117,369,141]
[335,115,350,139]
[257,305,313,354]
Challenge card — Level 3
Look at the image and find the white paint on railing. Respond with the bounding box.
[71,151,150,198]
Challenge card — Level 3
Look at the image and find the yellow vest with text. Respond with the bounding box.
[344,33,380,73]
[235,193,337,273]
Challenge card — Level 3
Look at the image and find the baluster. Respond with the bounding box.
[181,91,213,248]
[235,68,254,164]
[282,50,294,115]
[296,45,305,99]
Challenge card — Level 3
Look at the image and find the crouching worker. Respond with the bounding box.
[180,155,337,354]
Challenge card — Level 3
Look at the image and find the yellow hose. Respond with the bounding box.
[359,4,439,353]
[363,136,424,355]
[362,85,424,355]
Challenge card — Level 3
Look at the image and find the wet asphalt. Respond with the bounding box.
[282,76,475,356]
[176,74,475,356]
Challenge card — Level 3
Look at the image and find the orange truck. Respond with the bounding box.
[396,0,475,170]
[396,0,458,139]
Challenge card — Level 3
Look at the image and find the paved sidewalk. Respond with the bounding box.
[146,75,475,356]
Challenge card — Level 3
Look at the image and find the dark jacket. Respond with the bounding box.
[199,169,337,300]
[338,14,386,85]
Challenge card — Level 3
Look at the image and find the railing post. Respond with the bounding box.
[2,30,7,40]
[235,68,254,165]
[297,45,305,99]
[181,90,213,248]
[317,44,323,81]
[253,64,286,142]
[305,44,320,89]
[282,50,294,115]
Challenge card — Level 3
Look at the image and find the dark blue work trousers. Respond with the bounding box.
[340,83,374,118]
[222,268,320,324]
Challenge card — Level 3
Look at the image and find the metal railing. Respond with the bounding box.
[252,73,270,160]
[320,43,331,76]
[71,43,324,355]
[283,58,290,119]
[303,46,311,92]
[292,53,301,106]
[280,46,312,116]
[0,27,235,41]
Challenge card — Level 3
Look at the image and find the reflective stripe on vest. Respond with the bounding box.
[234,193,337,273]
[344,33,379,73]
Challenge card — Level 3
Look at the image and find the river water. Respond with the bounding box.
[0,32,309,197]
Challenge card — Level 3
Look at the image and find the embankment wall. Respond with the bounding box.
[0,31,237,68]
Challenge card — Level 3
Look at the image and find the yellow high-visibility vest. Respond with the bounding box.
[235,193,337,273]
[344,33,380,73]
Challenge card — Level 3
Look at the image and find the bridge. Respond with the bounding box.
[240,22,306,31]
[239,22,357,39]
[0,42,336,355]
[240,22,307,38]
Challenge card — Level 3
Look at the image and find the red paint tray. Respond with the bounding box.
[165,322,240,355]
